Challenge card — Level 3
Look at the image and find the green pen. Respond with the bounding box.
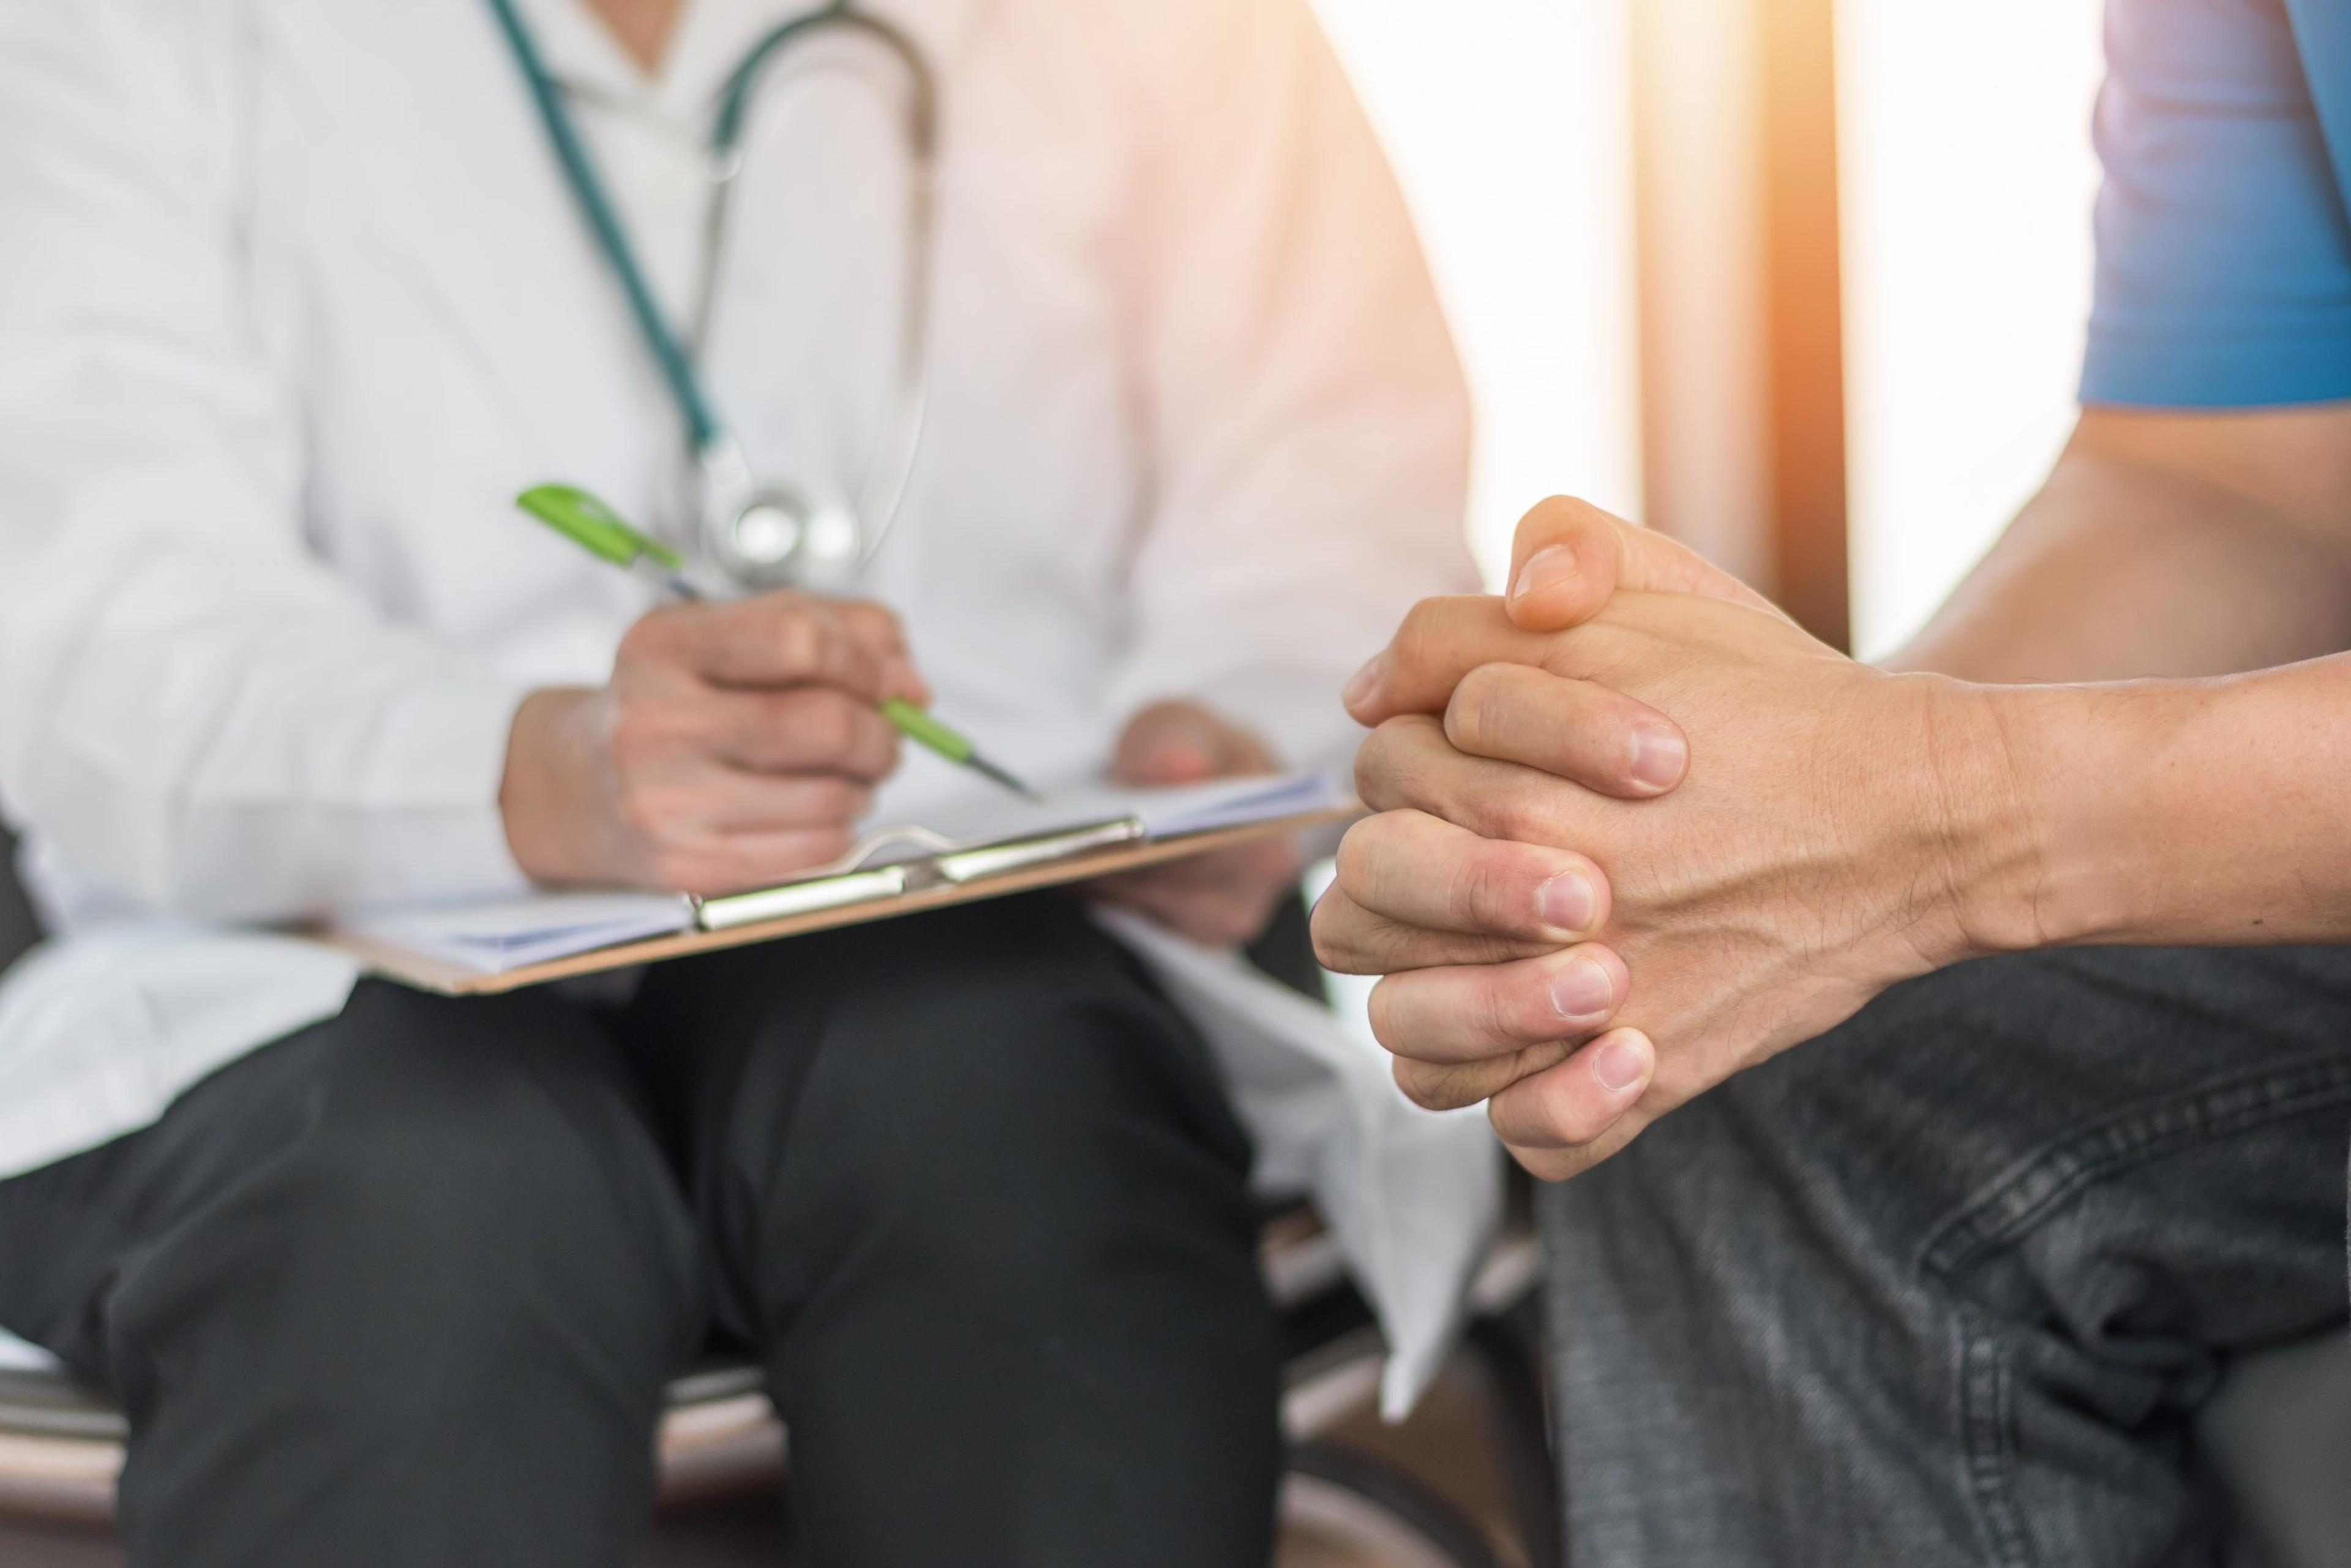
[518,484,1043,801]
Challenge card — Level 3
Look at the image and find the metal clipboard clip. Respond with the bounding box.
[690,817,1147,933]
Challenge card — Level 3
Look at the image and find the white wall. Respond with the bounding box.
[1837,0,2108,659]
[1310,0,1643,587]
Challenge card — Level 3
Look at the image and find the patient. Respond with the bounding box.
[1317,0,2351,1559]
[0,0,1472,1563]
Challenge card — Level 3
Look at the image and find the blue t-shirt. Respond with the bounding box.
[2083,0,2351,407]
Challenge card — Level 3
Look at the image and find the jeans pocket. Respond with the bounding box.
[1916,1053,2351,1568]
[1917,1052,2351,1287]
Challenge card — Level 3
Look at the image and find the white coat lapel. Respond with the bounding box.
[253,0,991,467]
[256,0,638,460]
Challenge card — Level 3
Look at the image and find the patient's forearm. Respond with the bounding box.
[1994,655,2351,948]
[1892,411,2351,684]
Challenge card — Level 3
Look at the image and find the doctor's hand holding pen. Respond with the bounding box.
[500,592,924,897]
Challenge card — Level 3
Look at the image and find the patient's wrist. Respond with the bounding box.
[1967,678,2175,951]
[1894,676,2050,960]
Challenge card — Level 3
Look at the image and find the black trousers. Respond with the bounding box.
[0,896,1281,1567]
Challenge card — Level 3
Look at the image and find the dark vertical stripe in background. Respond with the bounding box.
[1761,0,1851,652]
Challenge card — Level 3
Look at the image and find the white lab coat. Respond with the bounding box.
[0,0,1495,1411]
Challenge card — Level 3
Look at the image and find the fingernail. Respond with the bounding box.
[1630,727,1687,791]
[1590,1033,1651,1093]
[1548,956,1614,1021]
[1510,544,1580,603]
[1537,871,1595,933]
[1342,654,1385,710]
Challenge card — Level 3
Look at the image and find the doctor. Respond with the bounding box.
[0,0,1477,1563]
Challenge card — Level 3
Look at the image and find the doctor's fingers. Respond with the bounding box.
[1355,716,1621,855]
[669,687,904,781]
[642,825,868,899]
[1316,811,1610,975]
[618,766,876,838]
[832,600,932,706]
[626,594,891,700]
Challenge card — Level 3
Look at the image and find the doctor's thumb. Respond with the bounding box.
[1112,701,1269,786]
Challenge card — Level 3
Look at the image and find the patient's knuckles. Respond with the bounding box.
[1393,1057,1504,1113]
[1329,819,1388,905]
[1487,962,1583,1044]
[1396,1041,1567,1112]
[1507,1137,1610,1183]
[1308,890,1379,973]
[1367,972,1484,1059]
[1441,663,1536,759]
[1311,894,1505,976]
[1354,716,1445,808]
[1333,812,1440,915]
[1387,598,1460,691]
[1452,836,1558,934]
[1517,494,1618,549]
[1389,596,1511,700]
[1513,1076,1617,1149]
[1470,784,1578,853]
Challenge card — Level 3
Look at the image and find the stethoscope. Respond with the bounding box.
[485,0,939,591]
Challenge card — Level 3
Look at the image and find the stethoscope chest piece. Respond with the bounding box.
[708,482,867,591]
[697,438,865,591]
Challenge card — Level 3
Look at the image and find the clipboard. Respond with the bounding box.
[323,792,1357,998]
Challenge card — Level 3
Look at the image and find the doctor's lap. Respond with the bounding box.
[0,0,1482,1561]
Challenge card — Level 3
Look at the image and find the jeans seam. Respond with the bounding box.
[1916,1055,2351,1282]
[1957,1311,2038,1568]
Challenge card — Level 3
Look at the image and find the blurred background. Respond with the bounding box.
[0,1,2116,1564]
[1314,0,2105,658]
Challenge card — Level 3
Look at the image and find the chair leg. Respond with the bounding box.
[1285,1441,1505,1568]
[1460,1307,1562,1568]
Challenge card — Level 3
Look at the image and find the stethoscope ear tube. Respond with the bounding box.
[486,0,939,594]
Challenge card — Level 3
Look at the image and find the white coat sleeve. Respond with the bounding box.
[0,4,533,924]
[1103,0,1479,774]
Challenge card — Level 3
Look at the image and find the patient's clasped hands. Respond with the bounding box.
[1316,499,2045,1179]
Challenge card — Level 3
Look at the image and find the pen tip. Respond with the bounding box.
[973,756,1044,801]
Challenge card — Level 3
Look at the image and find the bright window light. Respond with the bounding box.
[1311,0,1643,587]
[1837,0,2107,659]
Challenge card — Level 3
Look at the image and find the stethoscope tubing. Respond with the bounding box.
[484,0,939,584]
[484,0,726,451]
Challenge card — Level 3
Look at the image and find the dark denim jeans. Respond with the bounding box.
[1542,945,2351,1567]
